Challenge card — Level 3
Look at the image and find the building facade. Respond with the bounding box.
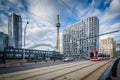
[63,16,99,59]
[8,13,22,48]
[1,47,62,63]
[100,37,116,58]
[0,32,8,52]
[116,43,120,57]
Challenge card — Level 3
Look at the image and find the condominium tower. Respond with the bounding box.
[63,16,99,59]
[8,13,22,48]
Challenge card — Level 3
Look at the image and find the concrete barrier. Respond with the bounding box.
[99,58,120,80]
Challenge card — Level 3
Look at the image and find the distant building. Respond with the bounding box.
[8,13,22,48]
[0,44,63,64]
[0,32,8,52]
[116,43,120,50]
[116,43,120,57]
[100,37,116,58]
[3,47,62,62]
[63,16,99,59]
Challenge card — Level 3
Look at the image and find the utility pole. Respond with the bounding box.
[23,21,29,63]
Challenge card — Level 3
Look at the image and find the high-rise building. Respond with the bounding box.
[8,13,22,48]
[0,32,8,52]
[63,16,99,59]
[100,37,116,58]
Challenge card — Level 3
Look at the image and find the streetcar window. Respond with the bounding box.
[90,52,94,57]
[95,53,97,58]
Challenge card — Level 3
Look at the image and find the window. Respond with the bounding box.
[31,54,35,57]
[16,54,22,57]
[6,53,14,58]
[27,50,29,53]
[25,54,29,57]
[19,50,22,52]
[0,53,3,57]
[10,49,14,52]
[15,49,18,52]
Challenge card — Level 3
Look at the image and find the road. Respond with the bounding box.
[0,60,112,80]
[0,59,83,74]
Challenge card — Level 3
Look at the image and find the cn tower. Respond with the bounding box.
[56,14,60,52]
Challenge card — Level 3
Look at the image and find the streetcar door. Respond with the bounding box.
[90,52,94,58]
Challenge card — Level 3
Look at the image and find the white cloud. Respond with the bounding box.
[100,21,120,34]
[7,0,17,4]
[104,0,111,5]
[27,0,57,24]
[25,23,57,48]
[73,0,120,44]
[0,24,8,34]
[100,0,120,24]
[1,0,59,50]
[0,14,8,34]
[21,0,59,49]
[0,13,8,25]
[76,0,102,20]
[0,0,120,51]
[91,0,102,7]
[100,22,120,40]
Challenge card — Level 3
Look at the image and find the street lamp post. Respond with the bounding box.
[23,21,29,63]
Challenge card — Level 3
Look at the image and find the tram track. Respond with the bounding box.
[0,61,91,80]
[53,60,112,80]
[82,61,112,80]
[0,60,113,80]
[23,61,102,80]
[22,61,94,80]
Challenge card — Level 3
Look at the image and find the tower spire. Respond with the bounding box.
[56,14,60,52]
[56,14,60,27]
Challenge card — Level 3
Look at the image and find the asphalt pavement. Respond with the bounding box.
[0,60,81,74]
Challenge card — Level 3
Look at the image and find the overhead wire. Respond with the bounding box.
[60,0,80,20]
[3,0,120,41]
[100,24,118,36]
[78,29,120,41]
[60,0,119,40]
[60,0,119,35]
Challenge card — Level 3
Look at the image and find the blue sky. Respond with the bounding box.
[0,0,120,50]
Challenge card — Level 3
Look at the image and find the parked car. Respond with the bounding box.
[63,57,74,62]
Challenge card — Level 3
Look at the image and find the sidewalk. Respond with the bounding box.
[0,60,60,68]
[0,62,30,68]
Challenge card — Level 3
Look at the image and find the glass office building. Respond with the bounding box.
[8,13,22,48]
[63,16,99,59]
[0,32,8,52]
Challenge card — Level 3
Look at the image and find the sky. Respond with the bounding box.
[0,0,120,51]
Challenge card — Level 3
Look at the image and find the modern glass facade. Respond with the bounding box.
[8,13,22,48]
[2,47,62,61]
[0,47,63,63]
[63,16,99,59]
[0,32,8,52]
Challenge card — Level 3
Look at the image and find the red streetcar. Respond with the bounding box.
[89,50,110,61]
[89,50,99,61]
